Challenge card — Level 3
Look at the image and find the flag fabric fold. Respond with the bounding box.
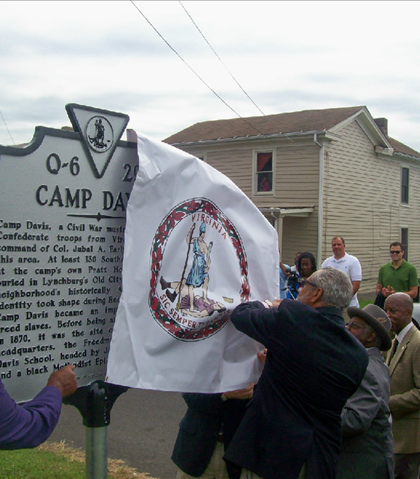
[106,132,279,393]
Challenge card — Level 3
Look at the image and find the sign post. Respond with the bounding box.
[64,381,128,478]
[0,104,137,477]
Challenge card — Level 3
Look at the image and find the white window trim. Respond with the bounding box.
[253,149,276,196]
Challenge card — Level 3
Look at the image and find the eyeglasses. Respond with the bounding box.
[300,279,318,289]
[390,250,403,254]
[346,321,367,330]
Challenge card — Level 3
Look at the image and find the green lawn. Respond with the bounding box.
[0,442,148,479]
[358,298,374,309]
[0,447,85,479]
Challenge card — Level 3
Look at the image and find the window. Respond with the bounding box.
[401,167,409,204]
[255,151,273,193]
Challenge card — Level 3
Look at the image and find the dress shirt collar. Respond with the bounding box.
[396,321,414,344]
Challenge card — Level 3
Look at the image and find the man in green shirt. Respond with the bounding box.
[376,242,418,300]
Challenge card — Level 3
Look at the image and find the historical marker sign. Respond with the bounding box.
[0,104,137,401]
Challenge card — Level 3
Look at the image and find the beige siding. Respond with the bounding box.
[282,216,318,267]
[275,143,319,265]
[207,148,253,196]
[322,121,420,294]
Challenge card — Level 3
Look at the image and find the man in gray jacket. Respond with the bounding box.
[337,304,394,478]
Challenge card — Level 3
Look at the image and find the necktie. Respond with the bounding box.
[391,338,399,359]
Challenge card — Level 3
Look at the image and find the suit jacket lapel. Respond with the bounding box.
[388,326,416,376]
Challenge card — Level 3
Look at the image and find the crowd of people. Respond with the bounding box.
[173,237,420,479]
[2,235,420,479]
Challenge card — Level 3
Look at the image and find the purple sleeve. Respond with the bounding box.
[0,379,62,450]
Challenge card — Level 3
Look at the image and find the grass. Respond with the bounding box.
[0,441,156,479]
[358,298,374,309]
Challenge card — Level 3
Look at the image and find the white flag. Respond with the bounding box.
[106,132,279,393]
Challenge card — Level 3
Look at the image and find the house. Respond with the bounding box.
[164,106,420,294]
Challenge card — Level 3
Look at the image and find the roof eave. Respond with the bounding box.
[330,107,392,149]
[392,151,420,162]
[168,130,339,147]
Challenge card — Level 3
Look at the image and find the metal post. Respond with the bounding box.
[64,380,128,479]
[86,426,108,479]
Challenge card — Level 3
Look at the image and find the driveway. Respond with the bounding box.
[49,388,187,479]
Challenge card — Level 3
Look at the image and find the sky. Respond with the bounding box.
[1,1,420,151]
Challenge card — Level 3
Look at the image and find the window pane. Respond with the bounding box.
[257,153,272,172]
[401,168,409,203]
[257,172,272,192]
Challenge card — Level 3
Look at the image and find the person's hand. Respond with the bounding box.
[264,299,282,308]
[257,348,268,365]
[47,364,77,398]
[382,286,395,297]
[263,299,282,308]
[223,383,254,400]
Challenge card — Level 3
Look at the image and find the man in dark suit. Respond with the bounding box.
[337,304,394,479]
[223,267,368,479]
[385,293,420,479]
[172,385,253,479]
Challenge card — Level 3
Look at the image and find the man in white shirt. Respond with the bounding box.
[322,236,362,308]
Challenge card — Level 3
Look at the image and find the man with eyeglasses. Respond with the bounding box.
[376,242,418,300]
[223,268,368,479]
[336,305,393,479]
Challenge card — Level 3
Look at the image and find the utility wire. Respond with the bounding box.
[179,2,292,142]
[129,0,268,138]
[0,110,15,145]
[179,1,266,117]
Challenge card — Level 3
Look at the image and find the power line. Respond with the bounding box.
[179,1,266,117]
[0,110,15,146]
[129,1,268,138]
[178,2,292,142]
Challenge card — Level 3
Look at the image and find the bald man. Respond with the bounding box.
[385,293,420,479]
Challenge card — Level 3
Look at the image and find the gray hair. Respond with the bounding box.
[310,267,353,311]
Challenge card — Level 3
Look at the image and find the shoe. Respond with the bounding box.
[160,276,170,290]
[166,289,177,303]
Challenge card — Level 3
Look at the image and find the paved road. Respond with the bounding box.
[49,388,187,479]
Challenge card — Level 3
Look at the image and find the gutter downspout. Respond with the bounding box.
[314,134,324,269]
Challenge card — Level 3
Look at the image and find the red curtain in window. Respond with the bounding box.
[257,153,272,172]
